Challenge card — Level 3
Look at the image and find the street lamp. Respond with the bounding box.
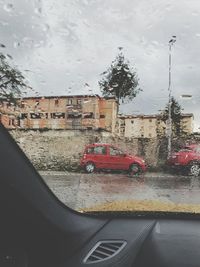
[167,36,176,158]
[180,94,193,99]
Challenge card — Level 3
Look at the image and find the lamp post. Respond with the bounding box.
[167,36,176,158]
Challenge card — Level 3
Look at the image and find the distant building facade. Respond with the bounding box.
[116,115,158,138]
[0,95,118,132]
[0,96,193,137]
[0,101,19,129]
[157,113,194,137]
[180,113,194,134]
[117,113,194,138]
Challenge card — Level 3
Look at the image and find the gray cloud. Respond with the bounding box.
[1,0,200,129]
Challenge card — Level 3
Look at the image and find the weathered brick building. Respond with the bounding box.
[116,113,194,138]
[0,95,118,133]
[0,100,19,129]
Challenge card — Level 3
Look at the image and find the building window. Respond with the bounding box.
[77,99,82,105]
[100,114,105,119]
[30,113,48,119]
[131,120,134,124]
[50,113,65,119]
[21,113,28,119]
[83,112,94,119]
[9,118,15,126]
[149,119,152,122]
[67,99,73,105]
[35,101,40,107]
[149,133,152,137]
[55,99,59,106]
[67,113,82,119]
[21,102,25,108]
[30,113,42,119]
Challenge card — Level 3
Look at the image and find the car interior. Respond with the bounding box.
[1,0,200,266]
[1,122,200,267]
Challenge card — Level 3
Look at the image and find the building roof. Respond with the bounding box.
[21,94,117,101]
[180,113,194,118]
[118,113,194,119]
[118,114,158,119]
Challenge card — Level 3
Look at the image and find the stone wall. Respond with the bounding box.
[10,129,162,171]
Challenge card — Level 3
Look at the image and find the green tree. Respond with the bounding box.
[0,53,28,103]
[161,97,185,136]
[99,48,141,104]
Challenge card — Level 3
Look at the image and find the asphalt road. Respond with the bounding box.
[40,171,200,210]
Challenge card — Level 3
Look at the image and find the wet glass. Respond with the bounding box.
[1,0,200,213]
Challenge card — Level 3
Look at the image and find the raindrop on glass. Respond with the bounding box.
[3,3,14,12]
[34,7,42,15]
[13,41,20,48]
[0,43,6,48]
[42,23,50,32]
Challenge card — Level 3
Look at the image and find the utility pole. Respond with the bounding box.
[167,36,176,158]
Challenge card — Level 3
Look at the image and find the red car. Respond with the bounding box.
[167,144,200,176]
[80,143,147,175]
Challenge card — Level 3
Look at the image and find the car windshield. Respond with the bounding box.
[2,0,200,214]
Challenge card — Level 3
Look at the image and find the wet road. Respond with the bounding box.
[40,171,200,210]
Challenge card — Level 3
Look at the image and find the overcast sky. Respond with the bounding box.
[1,0,200,130]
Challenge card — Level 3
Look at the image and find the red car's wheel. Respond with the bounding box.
[189,162,200,176]
[129,163,141,176]
[85,162,95,173]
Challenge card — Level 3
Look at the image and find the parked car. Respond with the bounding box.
[80,143,147,175]
[167,144,200,176]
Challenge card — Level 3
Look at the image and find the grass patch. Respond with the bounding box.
[82,200,200,214]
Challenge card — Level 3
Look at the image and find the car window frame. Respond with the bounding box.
[86,145,107,155]
[109,146,124,156]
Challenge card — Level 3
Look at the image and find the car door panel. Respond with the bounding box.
[92,146,108,169]
[107,146,128,170]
